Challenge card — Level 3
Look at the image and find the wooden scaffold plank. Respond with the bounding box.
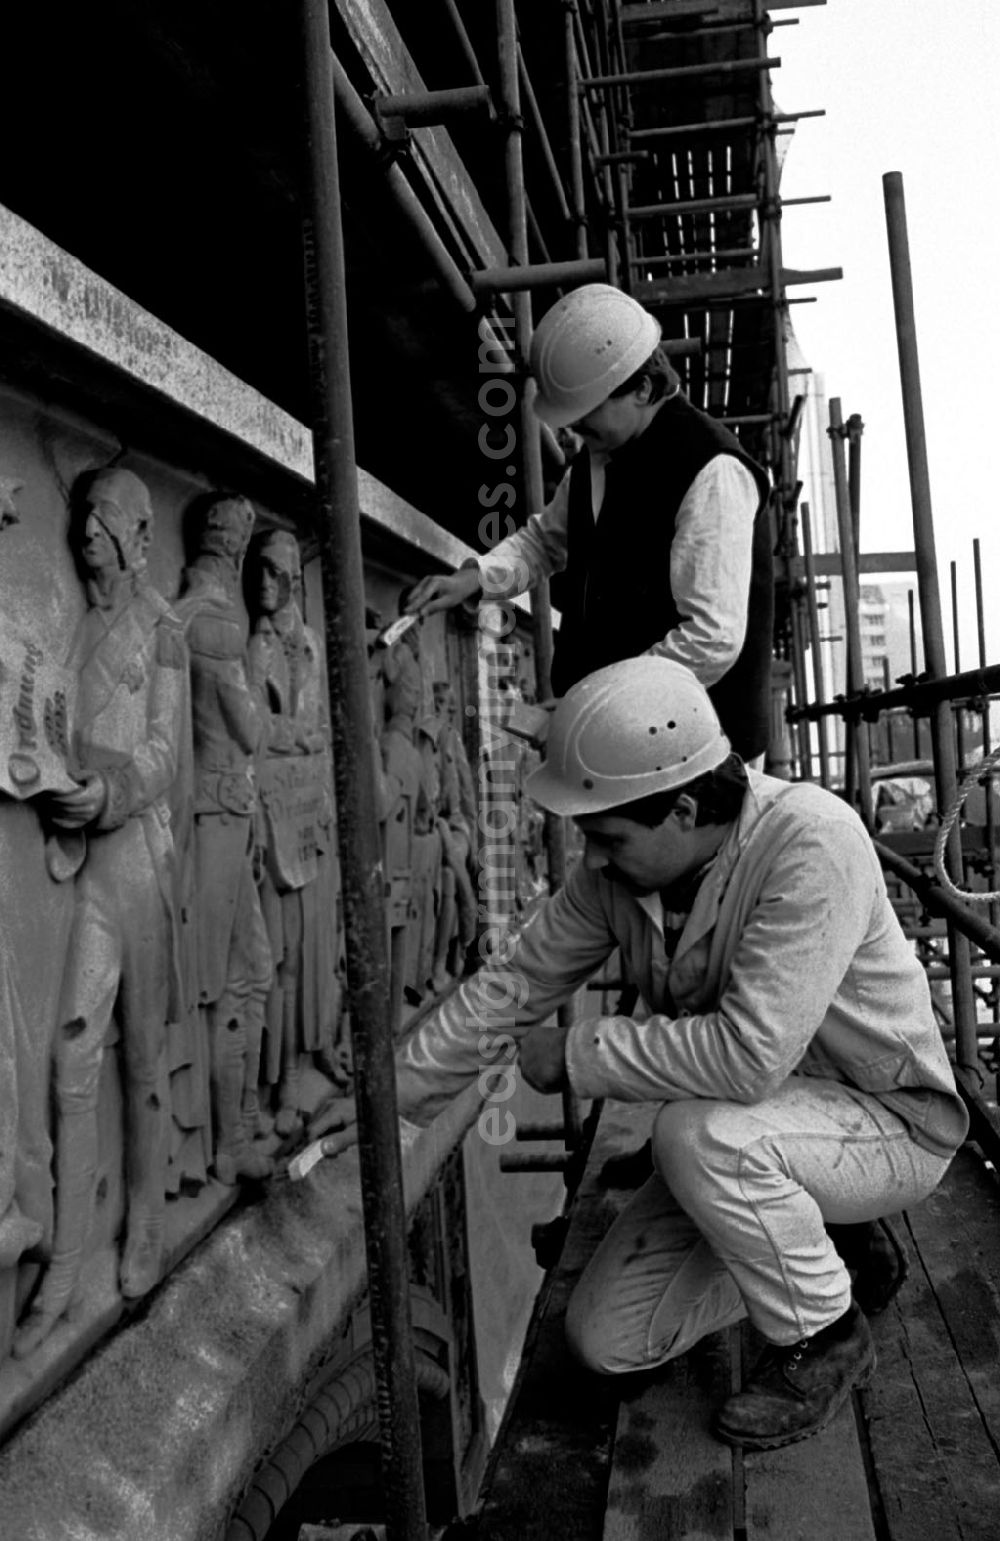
[603,1328,735,1541]
[743,1395,875,1541]
[859,1151,1000,1541]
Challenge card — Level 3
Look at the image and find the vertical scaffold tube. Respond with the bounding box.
[496,0,556,738]
[789,595,813,780]
[297,4,428,1535]
[883,170,978,1070]
[973,539,1000,949]
[497,0,582,1149]
[950,562,967,773]
[828,398,874,828]
[800,504,831,787]
[566,3,589,260]
[907,590,921,759]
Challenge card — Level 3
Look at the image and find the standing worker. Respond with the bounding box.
[405,283,774,761]
[307,657,966,1448]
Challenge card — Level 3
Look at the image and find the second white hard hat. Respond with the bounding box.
[524,656,731,819]
[530,283,662,429]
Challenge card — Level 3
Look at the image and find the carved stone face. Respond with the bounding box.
[78,468,154,576]
[80,506,123,575]
[198,497,255,565]
[257,551,296,616]
[433,682,457,722]
[252,531,301,617]
[386,648,422,721]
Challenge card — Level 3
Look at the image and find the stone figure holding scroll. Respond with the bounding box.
[13,468,188,1357]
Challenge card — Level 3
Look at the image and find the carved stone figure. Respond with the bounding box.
[247,529,339,1133]
[175,495,273,1185]
[13,468,188,1358]
[427,681,477,990]
[379,633,439,1029]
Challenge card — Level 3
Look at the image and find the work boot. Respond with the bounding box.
[713,1301,875,1450]
[827,1218,909,1315]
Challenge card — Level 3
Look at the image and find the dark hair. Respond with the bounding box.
[609,345,681,405]
[615,753,748,828]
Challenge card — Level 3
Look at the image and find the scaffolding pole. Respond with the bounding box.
[789,660,1000,723]
[800,504,832,787]
[566,3,589,259]
[828,398,874,828]
[974,538,1000,951]
[883,169,979,1072]
[518,45,573,229]
[497,0,582,1153]
[297,3,428,1537]
[581,54,781,89]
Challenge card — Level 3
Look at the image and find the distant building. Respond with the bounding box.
[859,580,922,691]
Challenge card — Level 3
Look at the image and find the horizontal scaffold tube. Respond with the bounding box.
[875,843,1000,963]
[471,256,607,293]
[374,85,493,124]
[581,55,780,90]
[788,662,1000,723]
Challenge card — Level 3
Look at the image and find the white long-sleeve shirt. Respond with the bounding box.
[479,453,759,688]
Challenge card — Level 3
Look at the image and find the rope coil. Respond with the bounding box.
[932,744,1000,903]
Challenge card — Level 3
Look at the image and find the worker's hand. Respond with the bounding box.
[518,1024,569,1094]
[307,1097,359,1159]
[403,569,481,617]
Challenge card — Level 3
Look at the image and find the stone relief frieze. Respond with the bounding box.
[0,439,535,1410]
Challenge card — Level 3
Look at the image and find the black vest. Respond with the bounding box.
[550,393,774,760]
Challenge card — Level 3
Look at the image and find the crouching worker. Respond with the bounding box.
[311,656,967,1450]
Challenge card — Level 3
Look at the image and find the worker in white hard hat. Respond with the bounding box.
[404,283,774,761]
[309,656,967,1449]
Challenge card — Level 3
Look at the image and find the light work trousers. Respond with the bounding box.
[565,1077,951,1371]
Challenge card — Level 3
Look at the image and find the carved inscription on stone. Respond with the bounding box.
[0,624,77,798]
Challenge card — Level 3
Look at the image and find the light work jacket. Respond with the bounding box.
[396,771,968,1159]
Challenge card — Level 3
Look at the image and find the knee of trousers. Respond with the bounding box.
[652,1099,745,1208]
[564,1280,622,1376]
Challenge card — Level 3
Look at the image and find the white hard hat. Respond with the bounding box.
[530,284,662,429]
[524,657,731,818]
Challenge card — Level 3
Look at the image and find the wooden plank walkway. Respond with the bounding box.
[448,1103,1000,1540]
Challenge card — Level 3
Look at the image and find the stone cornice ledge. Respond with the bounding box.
[0,1086,483,1541]
[0,202,478,577]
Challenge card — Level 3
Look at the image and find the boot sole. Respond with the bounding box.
[713,1349,877,1451]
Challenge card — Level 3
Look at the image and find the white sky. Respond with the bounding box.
[772,0,1000,669]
